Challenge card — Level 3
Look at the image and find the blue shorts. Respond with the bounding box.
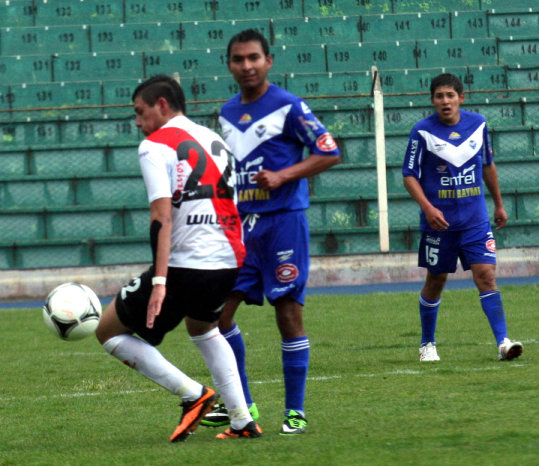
[233,210,310,306]
[419,222,497,274]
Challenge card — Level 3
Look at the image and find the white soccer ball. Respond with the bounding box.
[42,282,102,341]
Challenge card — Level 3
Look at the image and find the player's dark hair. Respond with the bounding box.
[430,73,464,97]
[132,74,186,114]
[226,28,270,60]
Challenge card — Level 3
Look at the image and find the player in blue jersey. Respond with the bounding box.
[402,73,523,362]
[201,29,341,436]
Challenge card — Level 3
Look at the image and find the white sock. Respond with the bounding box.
[190,327,252,430]
[103,334,203,401]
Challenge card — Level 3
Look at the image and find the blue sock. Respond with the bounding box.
[222,324,253,406]
[282,336,310,417]
[419,294,440,345]
[479,290,507,345]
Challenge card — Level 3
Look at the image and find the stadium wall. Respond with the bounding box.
[0,247,537,301]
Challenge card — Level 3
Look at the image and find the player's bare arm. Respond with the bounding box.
[146,197,173,329]
[252,153,340,190]
[403,176,449,231]
[482,162,507,230]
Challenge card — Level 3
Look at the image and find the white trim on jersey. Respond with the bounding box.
[219,104,292,162]
[418,122,485,168]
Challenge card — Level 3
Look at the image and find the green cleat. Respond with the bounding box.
[279,410,307,436]
[201,401,259,427]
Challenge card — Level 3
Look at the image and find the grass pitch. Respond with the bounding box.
[0,284,537,465]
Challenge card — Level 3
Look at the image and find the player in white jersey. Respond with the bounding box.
[96,75,262,442]
[402,73,522,362]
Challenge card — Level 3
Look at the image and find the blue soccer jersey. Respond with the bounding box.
[402,110,493,231]
[219,84,340,215]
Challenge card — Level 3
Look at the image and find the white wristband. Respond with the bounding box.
[151,276,167,286]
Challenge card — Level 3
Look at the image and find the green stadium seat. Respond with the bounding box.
[496,161,539,190]
[310,229,381,255]
[179,20,270,51]
[307,198,378,230]
[0,25,90,56]
[312,166,377,197]
[304,0,391,16]
[124,207,150,236]
[506,66,539,91]
[14,240,92,268]
[184,74,237,103]
[34,0,124,26]
[261,44,326,73]
[385,133,412,164]
[106,145,142,173]
[389,226,421,252]
[451,11,488,39]
[24,121,60,146]
[524,100,538,126]
[488,12,538,39]
[272,16,360,46]
[360,12,451,43]
[479,0,538,12]
[218,0,302,20]
[1,123,27,149]
[327,40,416,73]
[60,118,141,145]
[338,135,376,164]
[391,0,481,13]
[0,1,35,28]
[142,48,227,79]
[415,38,498,69]
[377,68,442,95]
[386,166,408,195]
[75,175,146,206]
[494,222,539,249]
[286,71,372,98]
[10,81,102,112]
[463,100,523,128]
[0,178,75,208]
[0,150,27,175]
[457,65,509,102]
[381,103,432,133]
[498,38,539,67]
[316,105,372,136]
[90,23,182,53]
[31,148,106,176]
[101,79,140,117]
[45,208,124,240]
[491,127,534,161]
[93,237,151,265]
[388,197,420,227]
[516,192,539,221]
[124,1,213,22]
[0,55,53,85]
[0,211,44,241]
[53,52,144,82]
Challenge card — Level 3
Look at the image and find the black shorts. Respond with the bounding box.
[115,266,239,346]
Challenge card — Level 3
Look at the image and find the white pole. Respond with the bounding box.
[371,66,390,252]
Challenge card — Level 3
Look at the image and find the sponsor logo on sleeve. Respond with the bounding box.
[239,113,252,124]
[276,264,299,283]
[316,132,337,152]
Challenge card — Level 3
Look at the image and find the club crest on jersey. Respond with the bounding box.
[449,132,461,140]
[436,165,447,173]
[276,264,298,283]
[486,239,496,252]
[239,113,252,124]
[255,124,266,137]
[469,140,477,150]
[316,133,337,152]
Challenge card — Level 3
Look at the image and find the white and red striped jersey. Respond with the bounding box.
[138,115,245,269]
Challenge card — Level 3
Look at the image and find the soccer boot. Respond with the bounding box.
[279,410,307,436]
[216,421,263,439]
[201,401,259,427]
[419,342,440,361]
[498,338,523,361]
[170,386,217,442]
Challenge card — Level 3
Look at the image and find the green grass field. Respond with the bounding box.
[1,284,537,465]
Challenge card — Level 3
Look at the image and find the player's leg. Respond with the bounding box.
[186,318,261,438]
[96,296,204,400]
[417,230,459,361]
[275,296,309,435]
[461,224,522,360]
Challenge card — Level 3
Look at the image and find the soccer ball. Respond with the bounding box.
[43,282,102,341]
